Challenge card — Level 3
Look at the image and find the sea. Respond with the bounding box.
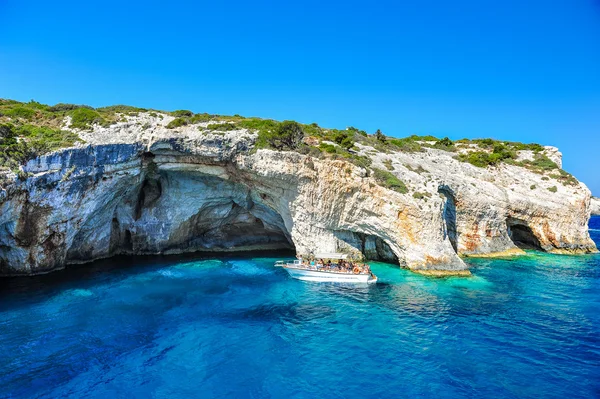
[1,217,599,398]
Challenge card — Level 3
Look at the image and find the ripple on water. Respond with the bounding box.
[0,229,599,398]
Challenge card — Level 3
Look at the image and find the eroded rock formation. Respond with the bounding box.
[0,115,596,276]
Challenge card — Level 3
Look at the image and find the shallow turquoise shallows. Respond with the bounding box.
[1,218,599,398]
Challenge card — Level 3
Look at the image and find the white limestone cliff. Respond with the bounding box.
[0,113,595,276]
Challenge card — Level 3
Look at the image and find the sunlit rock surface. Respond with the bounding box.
[591,197,600,216]
[0,114,595,276]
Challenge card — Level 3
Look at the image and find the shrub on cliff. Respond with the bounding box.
[3,106,36,120]
[332,130,354,150]
[0,124,35,169]
[459,144,516,167]
[48,103,94,112]
[172,110,193,117]
[263,121,304,151]
[206,123,239,132]
[388,138,422,152]
[69,108,105,130]
[434,137,454,151]
[372,168,408,194]
[166,118,188,129]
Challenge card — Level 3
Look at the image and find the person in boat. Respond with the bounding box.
[316,259,323,270]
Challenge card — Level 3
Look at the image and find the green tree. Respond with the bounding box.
[332,131,354,150]
[266,121,304,150]
[436,137,453,147]
[375,129,386,143]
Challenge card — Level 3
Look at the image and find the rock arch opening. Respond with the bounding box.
[333,230,399,263]
[438,186,458,253]
[506,218,543,250]
[67,170,295,263]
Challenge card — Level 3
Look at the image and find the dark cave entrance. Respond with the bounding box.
[166,201,295,253]
[333,230,399,263]
[506,218,543,250]
[439,186,458,253]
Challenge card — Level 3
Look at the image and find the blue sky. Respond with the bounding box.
[1,0,599,194]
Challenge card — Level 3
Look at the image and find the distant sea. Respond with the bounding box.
[1,218,599,398]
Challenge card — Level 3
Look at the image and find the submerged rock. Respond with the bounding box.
[0,115,596,276]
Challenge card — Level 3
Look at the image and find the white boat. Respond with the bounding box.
[279,255,378,284]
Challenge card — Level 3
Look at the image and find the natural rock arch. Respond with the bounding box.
[332,230,399,263]
[67,162,296,263]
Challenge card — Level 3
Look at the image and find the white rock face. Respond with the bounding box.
[591,197,600,216]
[0,115,595,276]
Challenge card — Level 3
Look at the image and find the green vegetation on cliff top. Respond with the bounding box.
[0,98,574,187]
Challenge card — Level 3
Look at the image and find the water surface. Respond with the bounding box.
[1,220,599,398]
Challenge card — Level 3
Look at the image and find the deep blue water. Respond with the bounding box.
[1,219,599,399]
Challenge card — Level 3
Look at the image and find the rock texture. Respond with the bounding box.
[592,197,600,216]
[0,114,596,276]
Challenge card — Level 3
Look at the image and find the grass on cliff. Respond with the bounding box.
[0,99,154,131]
[372,168,408,194]
[0,123,81,170]
[0,98,577,187]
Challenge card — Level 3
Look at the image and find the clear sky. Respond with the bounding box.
[1,0,599,194]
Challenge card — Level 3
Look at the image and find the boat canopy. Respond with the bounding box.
[313,253,348,260]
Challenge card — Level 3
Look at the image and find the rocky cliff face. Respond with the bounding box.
[592,197,600,216]
[0,114,596,276]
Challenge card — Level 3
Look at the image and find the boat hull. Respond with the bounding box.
[283,267,377,283]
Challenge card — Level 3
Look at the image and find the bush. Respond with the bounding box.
[459,144,516,168]
[332,130,354,150]
[346,154,372,169]
[548,186,557,193]
[459,151,492,167]
[4,106,36,120]
[319,142,337,153]
[413,192,431,200]
[70,108,105,130]
[97,105,147,114]
[14,124,80,153]
[434,137,454,150]
[527,155,557,171]
[0,124,37,169]
[189,113,214,123]
[206,123,239,131]
[172,110,193,117]
[166,118,188,129]
[263,120,304,151]
[375,129,386,143]
[49,103,94,112]
[388,138,422,152]
[383,159,394,171]
[348,126,367,137]
[474,138,495,147]
[372,168,408,194]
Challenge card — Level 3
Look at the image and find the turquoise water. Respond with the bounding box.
[1,219,599,398]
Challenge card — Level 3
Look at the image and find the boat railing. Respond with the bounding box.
[284,260,370,275]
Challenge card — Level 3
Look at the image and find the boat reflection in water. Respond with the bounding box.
[276,253,378,284]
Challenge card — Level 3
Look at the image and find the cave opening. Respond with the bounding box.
[160,199,296,255]
[506,219,543,250]
[333,230,398,263]
[68,170,297,263]
[438,186,458,253]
